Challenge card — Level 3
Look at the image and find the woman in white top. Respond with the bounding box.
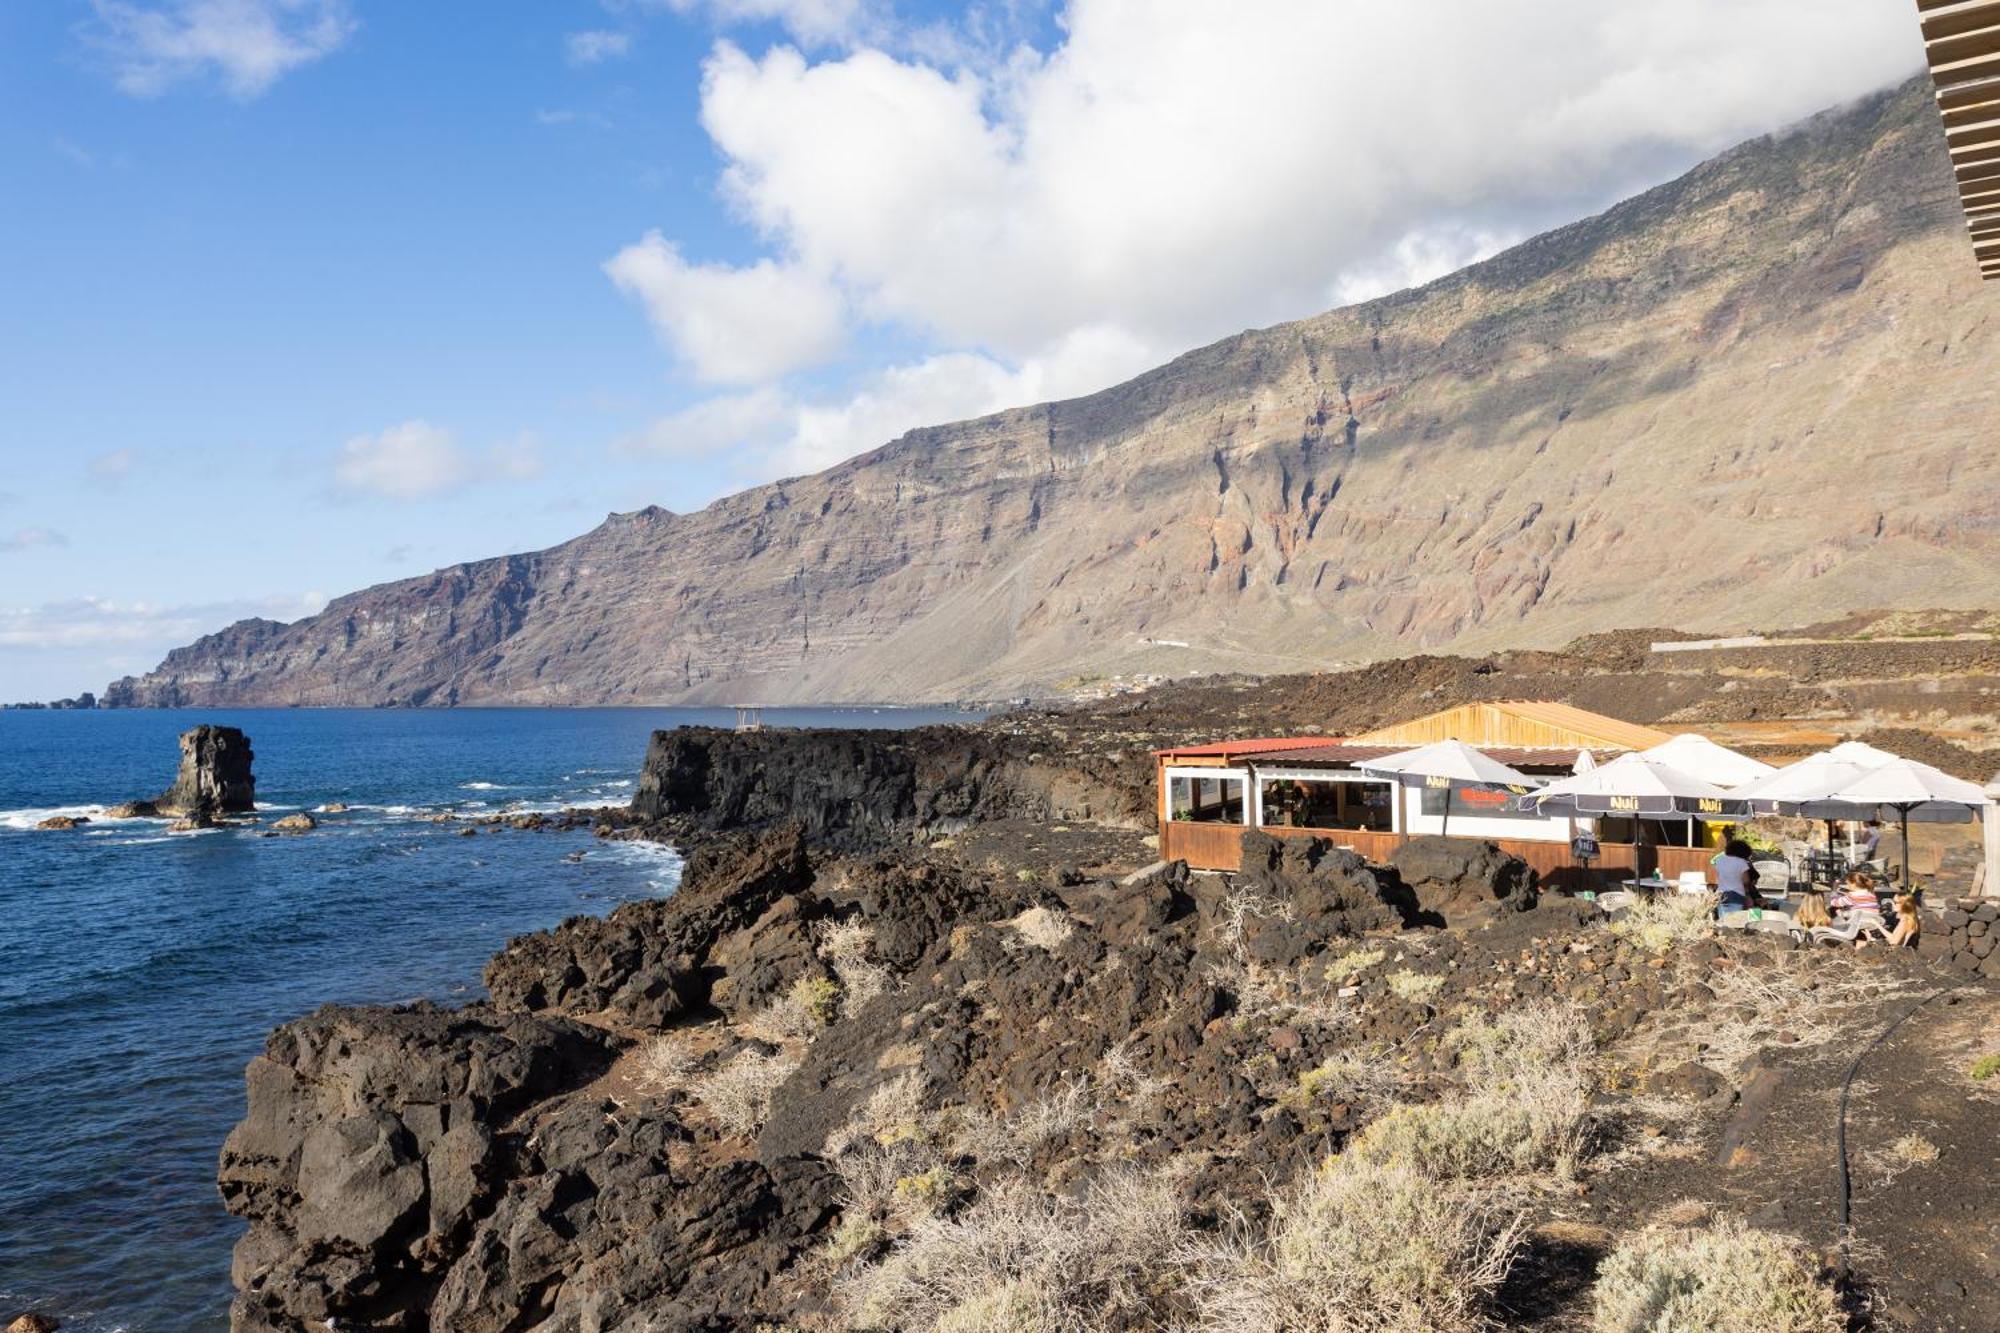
[1713,839,1756,913]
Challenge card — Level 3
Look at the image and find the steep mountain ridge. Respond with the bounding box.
[109,75,2000,707]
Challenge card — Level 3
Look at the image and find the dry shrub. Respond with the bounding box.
[952,1075,1099,1170]
[689,1046,798,1137]
[1009,904,1076,952]
[1386,969,1446,1002]
[1591,1217,1843,1332]
[1346,1001,1596,1181]
[1184,1159,1525,1333]
[1888,1132,1939,1165]
[1607,894,1715,954]
[838,1169,1186,1332]
[635,1032,702,1092]
[1322,946,1386,986]
[752,974,842,1042]
[820,919,893,1009]
[1285,1051,1403,1113]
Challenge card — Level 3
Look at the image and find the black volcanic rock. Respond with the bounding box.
[631,726,1035,848]
[153,725,255,817]
[218,1002,624,1332]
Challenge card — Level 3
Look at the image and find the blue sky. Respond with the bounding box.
[0,1,1923,700]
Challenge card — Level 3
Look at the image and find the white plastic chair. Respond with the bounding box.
[1676,870,1709,895]
[1752,860,1791,892]
[1809,913,1891,946]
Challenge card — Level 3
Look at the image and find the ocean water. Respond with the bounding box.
[0,705,979,1331]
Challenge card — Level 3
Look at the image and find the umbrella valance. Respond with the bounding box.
[1528,753,1747,819]
[1357,740,1534,838]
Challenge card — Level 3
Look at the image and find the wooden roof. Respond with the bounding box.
[1349,700,1672,754]
[1920,0,2000,278]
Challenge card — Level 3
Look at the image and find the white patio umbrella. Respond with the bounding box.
[1637,734,1777,788]
[1357,740,1532,838]
[1529,753,1748,819]
[1800,758,1993,890]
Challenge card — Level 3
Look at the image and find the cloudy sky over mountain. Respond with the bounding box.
[0,0,1925,697]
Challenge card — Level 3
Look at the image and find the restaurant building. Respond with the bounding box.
[1154,700,1723,881]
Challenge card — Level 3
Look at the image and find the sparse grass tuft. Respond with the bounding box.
[1606,893,1715,954]
[1971,1054,2000,1081]
[1387,969,1446,1002]
[1590,1217,1843,1332]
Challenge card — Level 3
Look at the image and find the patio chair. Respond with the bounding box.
[1595,890,1636,914]
[1808,913,1891,946]
[1676,870,1710,895]
[1752,859,1791,894]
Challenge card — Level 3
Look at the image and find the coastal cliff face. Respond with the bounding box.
[112,77,2000,708]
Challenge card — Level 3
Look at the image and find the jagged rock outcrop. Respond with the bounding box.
[153,725,255,817]
[218,1003,625,1332]
[631,727,1043,847]
[1388,835,1539,919]
[110,77,2000,708]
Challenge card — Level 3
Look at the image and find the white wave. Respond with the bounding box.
[459,781,512,791]
[344,803,420,815]
[0,803,119,830]
[593,838,685,894]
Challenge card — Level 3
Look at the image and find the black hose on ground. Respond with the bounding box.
[1832,976,1963,1275]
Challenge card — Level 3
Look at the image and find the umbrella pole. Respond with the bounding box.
[1441,789,1451,840]
[1901,806,1912,893]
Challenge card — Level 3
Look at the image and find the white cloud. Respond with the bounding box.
[566,29,633,65]
[615,387,792,460]
[87,0,355,99]
[604,231,847,384]
[0,592,327,652]
[621,326,1161,486]
[334,421,470,500]
[1,528,69,554]
[331,422,545,500]
[613,0,1923,486]
[87,448,137,486]
[636,0,872,49]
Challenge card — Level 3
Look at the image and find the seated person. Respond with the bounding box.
[1830,870,1882,916]
[1857,820,1883,862]
[1713,839,1758,914]
[1886,893,1921,948]
[1794,891,1832,930]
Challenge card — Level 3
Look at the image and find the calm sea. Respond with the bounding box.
[0,705,978,1332]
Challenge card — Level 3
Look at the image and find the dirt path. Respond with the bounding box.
[1574,973,2000,1330]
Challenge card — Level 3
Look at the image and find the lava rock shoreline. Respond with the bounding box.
[216,720,1992,1332]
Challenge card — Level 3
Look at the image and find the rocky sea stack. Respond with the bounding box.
[153,725,255,819]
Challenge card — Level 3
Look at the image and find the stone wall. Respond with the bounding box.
[1916,898,2000,980]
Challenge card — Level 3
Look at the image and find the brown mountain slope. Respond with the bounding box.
[108,75,2000,708]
